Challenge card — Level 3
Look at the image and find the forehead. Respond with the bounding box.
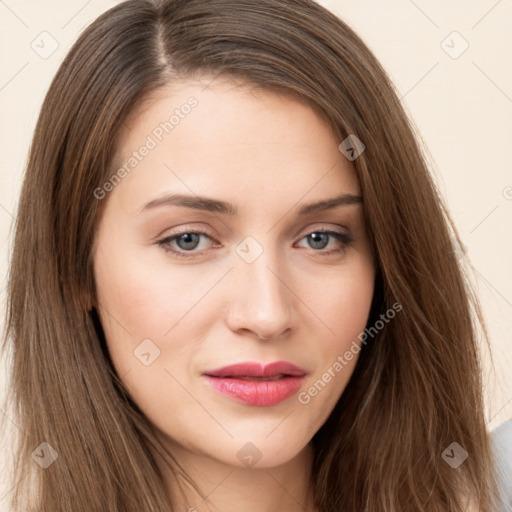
[106,77,360,217]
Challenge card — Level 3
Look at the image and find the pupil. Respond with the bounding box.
[178,233,200,250]
[309,233,328,249]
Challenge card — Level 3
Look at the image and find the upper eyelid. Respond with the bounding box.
[159,221,351,239]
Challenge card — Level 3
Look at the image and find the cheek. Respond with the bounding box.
[92,242,165,376]
[92,246,220,390]
[94,246,188,338]
[295,263,374,425]
[311,260,375,349]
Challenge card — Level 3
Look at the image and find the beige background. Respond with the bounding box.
[1,0,511,508]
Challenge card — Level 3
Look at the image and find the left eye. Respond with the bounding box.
[296,231,353,251]
[157,229,353,258]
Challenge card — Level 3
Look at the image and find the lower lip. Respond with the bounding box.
[203,375,305,406]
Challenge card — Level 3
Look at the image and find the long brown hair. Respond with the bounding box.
[1,0,501,510]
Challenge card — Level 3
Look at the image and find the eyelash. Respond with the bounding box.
[156,228,354,259]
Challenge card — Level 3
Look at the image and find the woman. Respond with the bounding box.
[1,0,507,510]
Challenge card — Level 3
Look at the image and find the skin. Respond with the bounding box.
[92,77,375,512]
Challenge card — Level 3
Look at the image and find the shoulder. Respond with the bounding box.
[491,420,512,512]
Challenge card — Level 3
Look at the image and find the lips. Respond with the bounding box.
[204,361,306,378]
[203,361,307,406]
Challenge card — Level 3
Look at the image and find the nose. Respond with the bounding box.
[225,243,296,341]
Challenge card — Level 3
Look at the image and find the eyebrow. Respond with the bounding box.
[140,192,362,215]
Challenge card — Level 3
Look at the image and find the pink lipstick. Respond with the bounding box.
[203,361,306,406]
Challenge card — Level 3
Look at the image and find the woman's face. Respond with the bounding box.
[92,78,375,469]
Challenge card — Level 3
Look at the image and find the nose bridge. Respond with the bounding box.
[228,235,293,338]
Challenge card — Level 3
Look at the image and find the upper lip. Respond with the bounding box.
[203,361,307,378]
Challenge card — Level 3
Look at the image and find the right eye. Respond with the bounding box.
[157,230,220,259]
